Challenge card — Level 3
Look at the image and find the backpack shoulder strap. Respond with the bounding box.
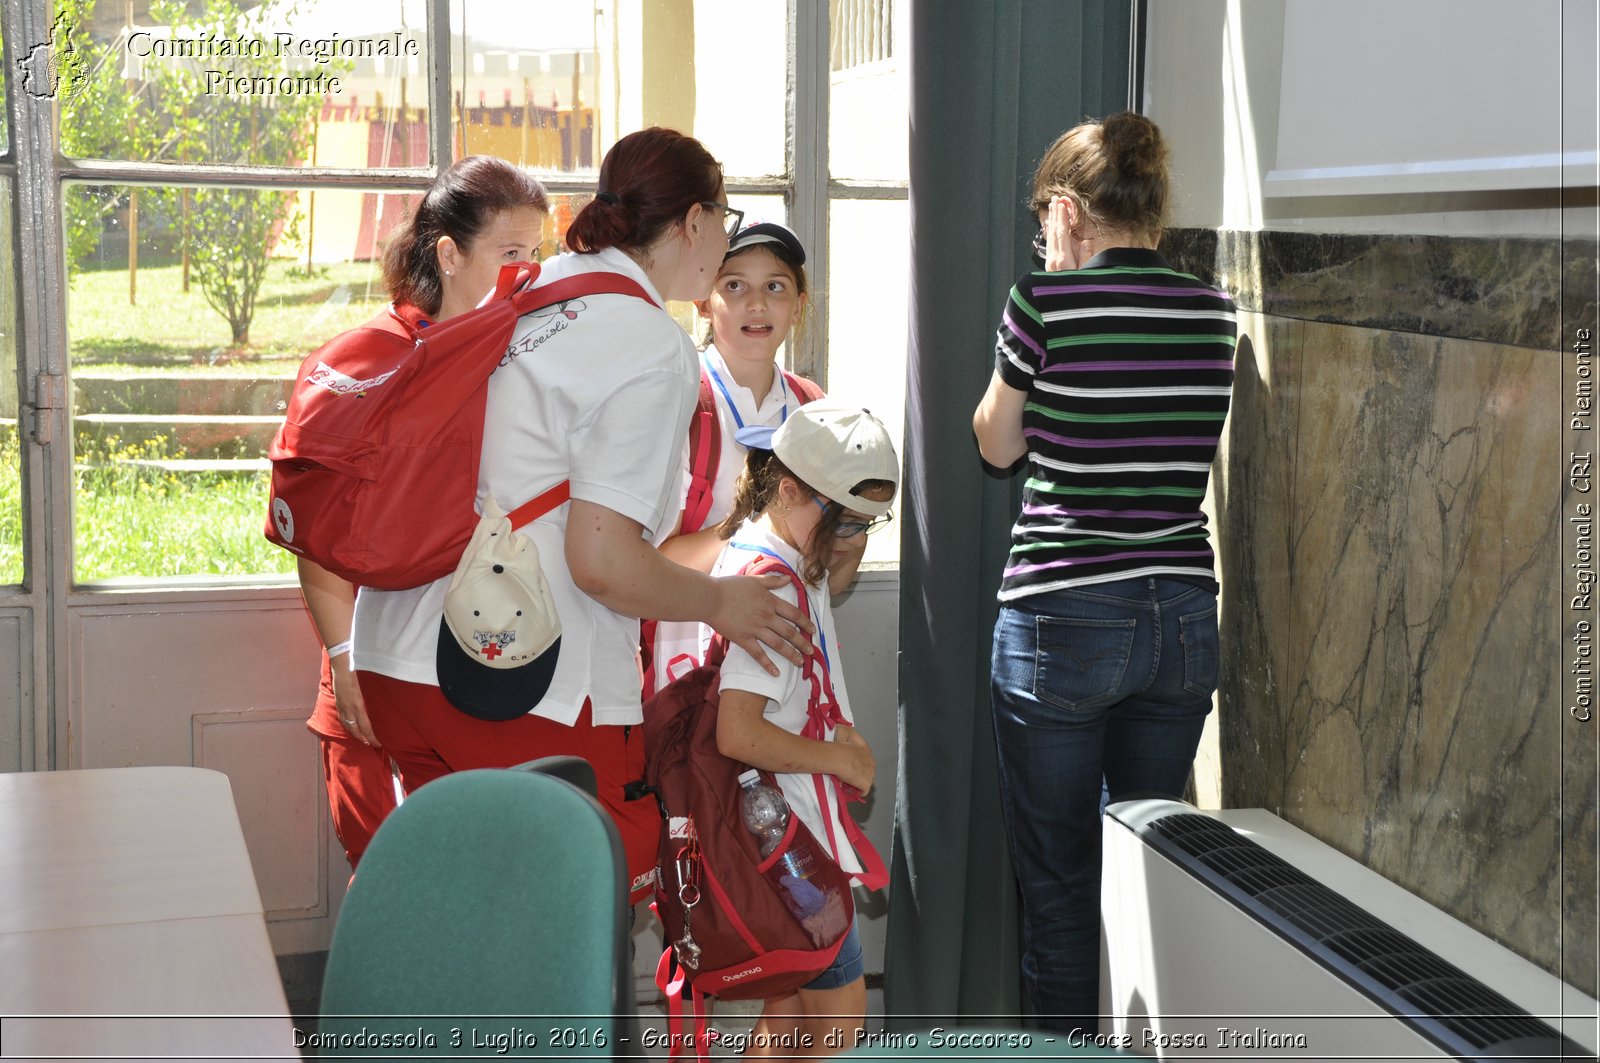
[737,553,828,696]
[783,370,824,404]
[837,800,889,889]
[506,481,571,530]
[739,553,815,625]
[681,372,721,535]
[509,268,660,314]
[737,552,887,890]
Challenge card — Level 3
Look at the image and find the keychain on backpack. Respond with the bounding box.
[673,834,704,970]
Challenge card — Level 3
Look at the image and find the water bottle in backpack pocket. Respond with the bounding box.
[738,771,850,949]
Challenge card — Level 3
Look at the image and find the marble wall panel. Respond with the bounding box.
[1214,312,1589,993]
[1162,229,1596,352]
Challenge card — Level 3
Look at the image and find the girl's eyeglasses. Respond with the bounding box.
[835,513,893,538]
[813,496,894,538]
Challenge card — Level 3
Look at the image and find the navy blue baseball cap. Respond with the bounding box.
[727,220,806,265]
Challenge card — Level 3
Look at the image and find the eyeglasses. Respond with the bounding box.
[835,512,893,538]
[701,201,745,240]
[813,496,894,538]
[1031,224,1048,264]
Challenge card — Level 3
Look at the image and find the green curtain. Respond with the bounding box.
[885,0,1134,1025]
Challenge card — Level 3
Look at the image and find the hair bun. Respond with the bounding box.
[1102,111,1167,180]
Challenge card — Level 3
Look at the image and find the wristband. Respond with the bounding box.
[326,640,353,660]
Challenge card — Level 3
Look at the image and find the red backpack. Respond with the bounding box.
[264,263,655,589]
[642,555,887,1011]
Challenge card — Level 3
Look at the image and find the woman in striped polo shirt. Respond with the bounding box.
[972,111,1236,1035]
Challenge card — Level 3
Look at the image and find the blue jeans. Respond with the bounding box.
[989,577,1218,1035]
[802,919,863,991]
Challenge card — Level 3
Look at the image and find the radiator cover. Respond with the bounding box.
[1100,799,1597,1061]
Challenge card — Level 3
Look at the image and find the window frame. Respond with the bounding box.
[6,0,902,591]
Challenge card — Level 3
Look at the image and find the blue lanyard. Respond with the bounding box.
[703,353,791,433]
[725,542,833,672]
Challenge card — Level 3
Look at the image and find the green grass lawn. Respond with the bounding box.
[0,259,396,583]
[1,428,298,583]
[0,426,20,585]
[69,257,392,369]
[73,462,296,581]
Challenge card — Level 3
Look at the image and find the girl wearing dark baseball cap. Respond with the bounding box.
[649,219,850,700]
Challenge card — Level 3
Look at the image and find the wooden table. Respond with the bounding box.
[0,766,296,1060]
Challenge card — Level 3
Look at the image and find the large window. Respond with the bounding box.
[45,0,907,582]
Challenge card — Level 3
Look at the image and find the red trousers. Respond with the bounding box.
[356,669,660,902]
[307,656,398,870]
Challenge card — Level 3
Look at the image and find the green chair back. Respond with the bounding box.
[513,754,599,797]
[318,768,633,1057]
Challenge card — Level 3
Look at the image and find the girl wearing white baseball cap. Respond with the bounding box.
[700,401,899,1056]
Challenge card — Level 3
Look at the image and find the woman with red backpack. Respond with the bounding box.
[296,155,549,870]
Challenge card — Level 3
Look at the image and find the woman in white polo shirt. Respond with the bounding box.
[351,128,813,898]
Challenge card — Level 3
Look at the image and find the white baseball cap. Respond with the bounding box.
[435,497,562,721]
[771,402,899,517]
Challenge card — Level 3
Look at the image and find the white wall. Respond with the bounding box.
[1143,0,1598,238]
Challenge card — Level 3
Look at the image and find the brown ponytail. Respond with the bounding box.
[1030,111,1170,242]
[717,451,890,587]
[566,127,724,256]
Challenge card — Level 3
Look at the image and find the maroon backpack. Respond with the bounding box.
[265,262,656,589]
[641,555,887,1007]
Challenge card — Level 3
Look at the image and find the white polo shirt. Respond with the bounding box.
[352,247,698,726]
[707,520,866,878]
[694,344,807,524]
[652,346,812,691]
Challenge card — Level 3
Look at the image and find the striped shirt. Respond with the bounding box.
[993,247,1236,603]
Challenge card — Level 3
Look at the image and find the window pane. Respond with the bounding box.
[453,0,784,178]
[826,197,907,565]
[692,0,785,177]
[452,0,599,171]
[59,0,430,168]
[0,178,19,586]
[829,0,906,181]
[66,182,393,581]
